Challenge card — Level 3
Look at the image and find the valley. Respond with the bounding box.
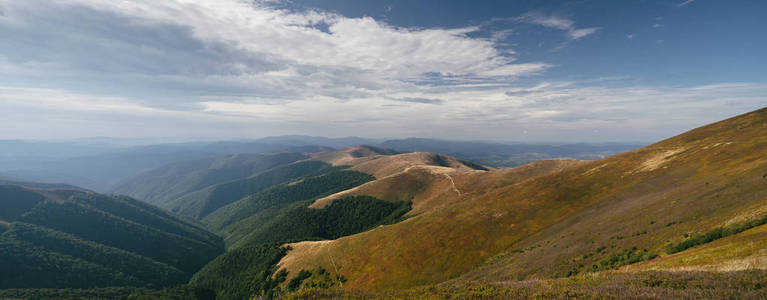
[0,108,766,299]
[3,0,765,298]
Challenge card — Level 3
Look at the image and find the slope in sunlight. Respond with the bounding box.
[276,107,767,292]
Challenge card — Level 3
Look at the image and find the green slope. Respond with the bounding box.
[1,223,186,288]
[167,160,336,220]
[112,152,309,207]
[236,195,410,246]
[188,195,411,299]
[202,170,375,244]
[0,185,224,289]
[0,185,45,222]
[271,108,767,292]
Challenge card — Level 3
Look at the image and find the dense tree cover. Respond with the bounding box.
[2,223,186,287]
[74,193,223,249]
[0,165,408,298]
[242,196,411,245]
[7,245,293,299]
[0,238,142,288]
[203,170,375,232]
[171,160,337,220]
[0,286,208,300]
[188,244,290,300]
[179,196,410,298]
[0,186,224,290]
[0,185,45,221]
[20,201,221,275]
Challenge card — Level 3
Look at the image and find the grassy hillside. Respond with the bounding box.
[0,185,224,289]
[379,138,643,168]
[187,194,410,299]
[112,152,309,207]
[276,108,767,291]
[287,270,767,299]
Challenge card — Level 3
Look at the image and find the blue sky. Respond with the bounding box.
[0,0,765,142]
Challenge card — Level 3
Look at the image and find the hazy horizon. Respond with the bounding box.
[0,134,652,147]
[1,0,765,142]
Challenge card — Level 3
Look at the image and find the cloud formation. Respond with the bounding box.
[0,0,763,142]
[0,0,546,104]
[678,0,696,7]
[513,12,600,40]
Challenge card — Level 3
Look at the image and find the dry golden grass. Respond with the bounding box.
[278,158,583,290]
[310,166,460,214]
[284,270,767,299]
[626,222,767,272]
[280,108,767,292]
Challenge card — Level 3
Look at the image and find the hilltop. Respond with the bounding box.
[3,108,764,299]
[274,107,767,293]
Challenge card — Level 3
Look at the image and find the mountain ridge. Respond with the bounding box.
[274,107,767,291]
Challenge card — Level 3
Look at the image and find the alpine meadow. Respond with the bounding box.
[1,0,766,299]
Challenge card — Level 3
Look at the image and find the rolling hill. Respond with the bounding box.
[271,107,767,295]
[112,152,311,208]
[7,109,763,299]
[0,184,224,289]
[378,138,643,168]
[1,141,332,192]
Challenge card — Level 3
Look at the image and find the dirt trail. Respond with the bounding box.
[442,173,461,197]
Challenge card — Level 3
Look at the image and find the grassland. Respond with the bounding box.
[285,270,767,299]
[277,108,767,292]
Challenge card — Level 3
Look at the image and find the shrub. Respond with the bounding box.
[667,214,767,254]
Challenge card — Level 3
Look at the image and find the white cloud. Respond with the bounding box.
[196,81,767,142]
[569,28,600,40]
[626,34,637,39]
[514,12,600,40]
[51,0,537,79]
[678,0,696,7]
[0,87,160,114]
[0,0,762,142]
[0,0,551,110]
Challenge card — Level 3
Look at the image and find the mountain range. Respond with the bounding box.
[0,108,765,299]
[0,137,641,192]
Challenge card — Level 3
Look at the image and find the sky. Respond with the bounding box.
[0,0,765,143]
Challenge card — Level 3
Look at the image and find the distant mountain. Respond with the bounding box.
[111,152,312,208]
[0,179,88,191]
[379,138,644,167]
[166,160,338,220]
[250,136,643,168]
[2,141,332,192]
[0,134,640,192]
[0,184,224,289]
[254,135,379,148]
[3,109,766,299]
[273,107,767,293]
